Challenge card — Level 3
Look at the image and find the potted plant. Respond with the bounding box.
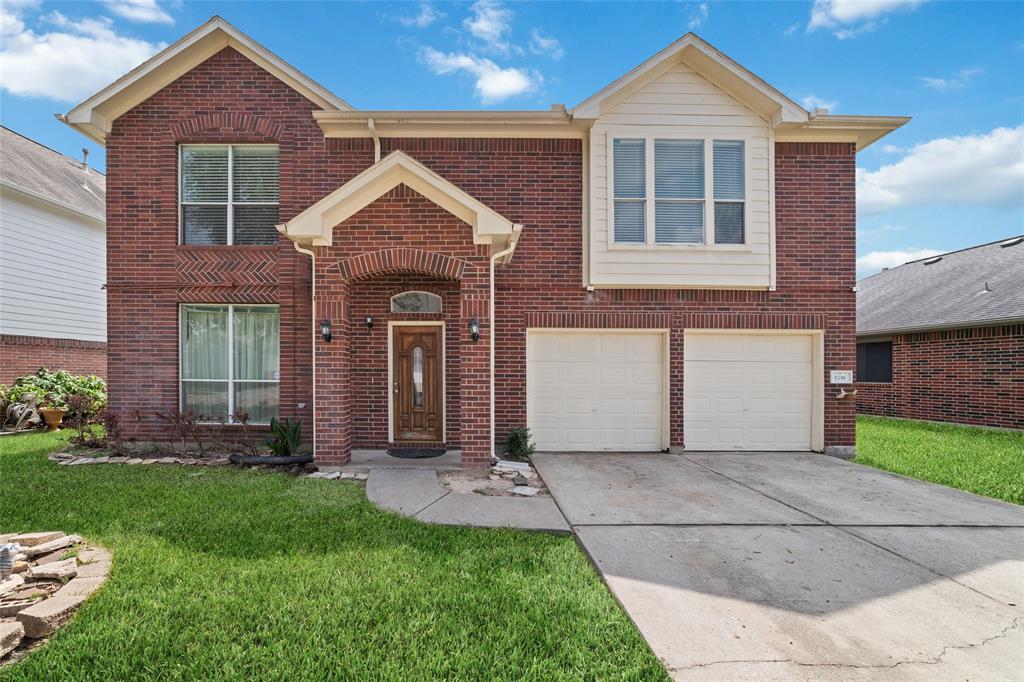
[228,417,313,465]
[38,392,68,431]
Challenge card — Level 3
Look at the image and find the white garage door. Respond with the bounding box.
[684,333,814,451]
[527,331,665,451]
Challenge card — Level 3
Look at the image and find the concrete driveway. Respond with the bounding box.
[533,453,1024,681]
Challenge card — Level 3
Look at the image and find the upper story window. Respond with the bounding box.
[612,137,745,246]
[180,144,279,246]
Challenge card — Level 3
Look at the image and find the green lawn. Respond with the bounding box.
[0,432,666,681]
[856,415,1024,505]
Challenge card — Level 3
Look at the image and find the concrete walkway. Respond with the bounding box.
[534,452,1024,681]
[365,468,570,533]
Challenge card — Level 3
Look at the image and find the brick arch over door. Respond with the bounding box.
[334,248,471,282]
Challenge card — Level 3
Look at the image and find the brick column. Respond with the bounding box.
[459,269,491,467]
[314,269,351,466]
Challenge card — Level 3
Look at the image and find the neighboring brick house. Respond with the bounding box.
[856,237,1024,430]
[0,127,107,384]
[61,17,908,466]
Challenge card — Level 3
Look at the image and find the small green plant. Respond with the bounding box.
[503,427,535,461]
[6,369,106,418]
[266,417,302,456]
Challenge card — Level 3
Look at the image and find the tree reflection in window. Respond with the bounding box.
[391,291,442,313]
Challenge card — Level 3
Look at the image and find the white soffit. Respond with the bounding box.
[63,16,351,144]
[277,150,523,261]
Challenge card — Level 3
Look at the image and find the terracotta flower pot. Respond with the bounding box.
[38,407,66,431]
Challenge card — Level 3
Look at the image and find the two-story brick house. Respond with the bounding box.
[62,17,907,467]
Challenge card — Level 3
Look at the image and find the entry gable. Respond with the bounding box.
[62,16,351,144]
[278,151,523,261]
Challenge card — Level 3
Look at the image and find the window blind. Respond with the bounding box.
[656,201,704,244]
[655,139,703,199]
[713,140,745,244]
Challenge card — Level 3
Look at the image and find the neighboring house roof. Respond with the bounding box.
[857,236,1024,335]
[61,16,352,144]
[62,16,907,150]
[278,150,523,261]
[0,126,105,222]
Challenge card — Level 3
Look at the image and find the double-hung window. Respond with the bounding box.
[180,144,280,245]
[180,305,280,423]
[611,136,746,246]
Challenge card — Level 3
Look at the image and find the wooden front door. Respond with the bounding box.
[392,325,443,442]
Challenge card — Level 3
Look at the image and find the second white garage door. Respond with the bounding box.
[684,332,816,451]
[527,330,666,451]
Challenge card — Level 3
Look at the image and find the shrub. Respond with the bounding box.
[266,417,302,456]
[6,369,106,417]
[503,427,536,461]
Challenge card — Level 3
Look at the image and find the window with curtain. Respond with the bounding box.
[612,138,646,243]
[713,140,745,244]
[180,145,279,246]
[611,136,746,246]
[180,305,280,422]
[391,291,442,313]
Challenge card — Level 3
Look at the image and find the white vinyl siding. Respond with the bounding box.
[180,304,280,423]
[589,61,771,289]
[180,145,279,246]
[0,188,106,342]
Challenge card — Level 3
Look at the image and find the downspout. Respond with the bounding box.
[290,238,317,451]
[488,225,523,461]
[367,118,381,163]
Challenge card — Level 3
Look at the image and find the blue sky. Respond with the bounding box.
[2,0,1022,276]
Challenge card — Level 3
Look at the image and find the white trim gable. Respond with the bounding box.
[573,33,808,126]
[277,151,523,261]
[63,16,351,144]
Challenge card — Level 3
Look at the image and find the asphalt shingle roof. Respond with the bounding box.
[857,236,1024,335]
[0,126,105,221]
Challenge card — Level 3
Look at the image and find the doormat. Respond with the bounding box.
[387,447,448,459]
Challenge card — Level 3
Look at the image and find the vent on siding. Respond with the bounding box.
[923,256,942,265]
[1000,236,1023,248]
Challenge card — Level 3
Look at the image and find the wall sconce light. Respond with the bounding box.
[469,318,480,342]
[365,316,374,330]
[320,319,333,342]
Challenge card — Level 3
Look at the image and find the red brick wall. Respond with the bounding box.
[857,324,1024,429]
[105,47,372,440]
[104,46,857,459]
[0,335,107,384]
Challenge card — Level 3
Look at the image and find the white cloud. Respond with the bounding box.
[688,2,709,30]
[784,22,801,37]
[880,144,903,154]
[528,28,563,60]
[420,47,538,103]
[800,94,837,112]
[398,2,443,29]
[808,0,925,38]
[857,125,1024,215]
[101,0,173,25]
[857,248,941,275]
[917,67,981,91]
[0,10,165,101]
[463,0,514,54]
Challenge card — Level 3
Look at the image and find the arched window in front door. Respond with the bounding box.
[391,291,442,313]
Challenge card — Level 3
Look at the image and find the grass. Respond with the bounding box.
[856,415,1024,505]
[0,432,666,681]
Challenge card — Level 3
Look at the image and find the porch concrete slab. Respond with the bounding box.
[415,493,570,533]
[845,526,1024,612]
[532,453,819,526]
[345,449,462,470]
[365,469,448,516]
[576,524,1023,675]
[686,453,1024,526]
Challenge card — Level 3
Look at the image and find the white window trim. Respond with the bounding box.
[606,132,752,252]
[178,143,279,246]
[179,303,280,424]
